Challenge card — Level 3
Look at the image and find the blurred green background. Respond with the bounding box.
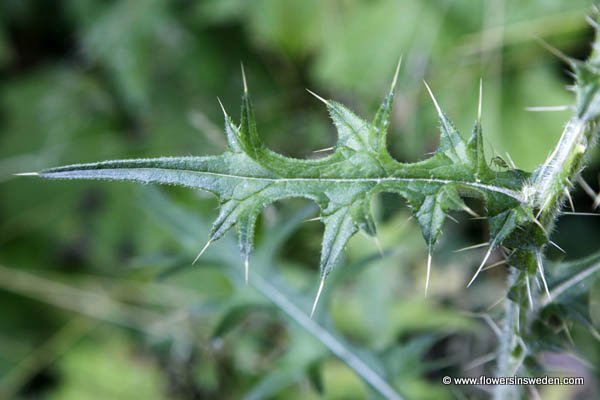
[1,1,600,399]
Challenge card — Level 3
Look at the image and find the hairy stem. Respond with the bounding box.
[494,20,600,400]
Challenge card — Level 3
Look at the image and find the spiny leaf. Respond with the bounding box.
[424,82,469,164]
[27,70,537,297]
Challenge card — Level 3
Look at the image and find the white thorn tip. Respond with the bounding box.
[467,247,493,288]
[565,189,575,212]
[454,242,489,253]
[14,172,39,176]
[244,257,249,285]
[425,252,432,296]
[313,146,335,153]
[536,252,551,300]
[562,211,600,216]
[549,240,565,253]
[462,205,479,218]
[310,277,326,318]
[240,62,248,93]
[526,274,533,310]
[423,81,443,117]
[303,216,321,222]
[481,259,506,271]
[306,89,329,105]
[535,37,573,66]
[216,97,227,116]
[525,105,570,112]
[390,54,403,92]
[192,240,212,265]
[577,176,599,207]
[478,78,483,121]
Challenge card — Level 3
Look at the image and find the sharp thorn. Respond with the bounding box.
[216,97,228,116]
[244,257,249,285]
[586,15,600,30]
[447,214,459,224]
[577,176,599,205]
[306,89,329,105]
[486,295,506,311]
[565,189,575,212]
[561,211,600,216]
[313,146,335,153]
[425,251,432,296]
[525,274,534,310]
[192,240,212,265]
[462,205,479,218]
[481,259,507,271]
[13,172,39,176]
[310,277,326,318]
[423,81,443,117]
[454,242,489,253]
[549,240,565,254]
[536,252,551,300]
[303,216,321,222]
[467,247,493,287]
[534,36,575,67]
[477,78,483,122]
[390,54,403,92]
[525,105,571,112]
[240,62,248,93]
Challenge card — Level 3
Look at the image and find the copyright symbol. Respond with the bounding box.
[443,376,451,385]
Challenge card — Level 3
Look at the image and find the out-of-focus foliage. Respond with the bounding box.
[1,1,600,399]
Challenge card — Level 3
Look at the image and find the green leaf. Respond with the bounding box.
[30,73,535,290]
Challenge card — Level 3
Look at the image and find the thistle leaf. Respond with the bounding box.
[30,74,536,289]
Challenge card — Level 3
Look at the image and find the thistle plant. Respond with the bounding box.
[17,13,600,400]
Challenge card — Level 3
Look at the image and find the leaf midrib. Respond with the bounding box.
[44,167,525,201]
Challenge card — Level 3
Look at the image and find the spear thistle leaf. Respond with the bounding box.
[23,63,544,304]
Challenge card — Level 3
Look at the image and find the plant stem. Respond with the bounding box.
[494,269,522,400]
[494,23,600,399]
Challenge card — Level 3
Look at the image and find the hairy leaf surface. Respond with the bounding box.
[31,71,540,284]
